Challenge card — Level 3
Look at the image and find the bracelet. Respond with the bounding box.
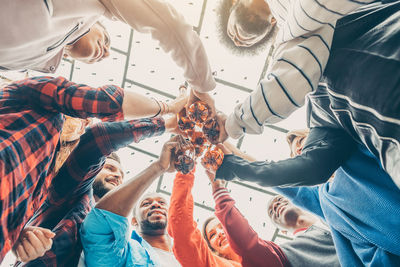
[160,101,170,115]
[151,97,162,118]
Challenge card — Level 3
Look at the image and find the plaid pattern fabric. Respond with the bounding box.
[0,76,124,262]
[15,117,165,267]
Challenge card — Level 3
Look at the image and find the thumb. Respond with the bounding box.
[38,228,56,238]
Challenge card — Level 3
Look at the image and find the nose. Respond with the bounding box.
[150,201,162,209]
[272,200,280,213]
[216,227,224,237]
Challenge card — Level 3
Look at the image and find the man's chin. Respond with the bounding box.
[141,218,167,232]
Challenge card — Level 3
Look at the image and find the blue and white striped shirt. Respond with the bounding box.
[225,0,376,138]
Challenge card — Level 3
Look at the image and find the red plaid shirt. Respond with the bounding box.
[15,117,165,267]
[0,76,124,262]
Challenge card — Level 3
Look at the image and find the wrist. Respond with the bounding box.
[164,117,174,132]
[152,161,168,176]
[212,183,226,193]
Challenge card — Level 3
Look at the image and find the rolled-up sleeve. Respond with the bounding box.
[80,208,129,267]
[14,76,125,120]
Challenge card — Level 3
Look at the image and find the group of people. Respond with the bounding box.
[1,0,399,266]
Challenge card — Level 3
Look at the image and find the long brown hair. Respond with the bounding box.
[202,216,218,253]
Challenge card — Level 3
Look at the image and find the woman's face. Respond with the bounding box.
[205,218,235,258]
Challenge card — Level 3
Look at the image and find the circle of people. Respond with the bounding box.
[1,0,399,266]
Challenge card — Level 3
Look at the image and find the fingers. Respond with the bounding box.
[36,227,55,239]
[34,229,53,250]
[16,243,28,262]
[15,227,54,262]
[19,236,36,261]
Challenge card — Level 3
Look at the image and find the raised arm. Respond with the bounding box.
[95,137,178,217]
[279,0,376,41]
[11,76,187,121]
[47,117,166,206]
[167,172,235,267]
[101,0,215,93]
[216,127,356,187]
[80,138,177,266]
[212,185,288,267]
[224,24,334,138]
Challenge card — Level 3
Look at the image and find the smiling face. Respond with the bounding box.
[134,193,169,235]
[92,157,124,199]
[205,218,236,259]
[267,195,304,231]
[65,22,110,64]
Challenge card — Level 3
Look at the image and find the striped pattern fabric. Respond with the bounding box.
[0,76,124,262]
[15,117,165,267]
[226,0,376,138]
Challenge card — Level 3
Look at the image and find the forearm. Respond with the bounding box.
[214,189,288,266]
[101,0,215,92]
[223,141,257,162]
[217,127,355,187]
[49,117,165,204]
[122,90,162,119]
[96,162,164,217]
[168,172,217,266]
[216,155,326,187]
[168,172,196,237]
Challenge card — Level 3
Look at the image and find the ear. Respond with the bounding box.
[131,217,138,227]
[270,16,277,25]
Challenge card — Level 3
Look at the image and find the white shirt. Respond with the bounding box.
[153,247,182,267]
[225,0,376,138]
[0,0,215,93]
[77,247,182,266]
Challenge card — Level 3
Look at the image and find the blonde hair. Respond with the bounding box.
[53,116,90,174]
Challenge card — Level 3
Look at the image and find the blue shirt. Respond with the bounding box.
[80,208,162,267]
[275,146,400,266]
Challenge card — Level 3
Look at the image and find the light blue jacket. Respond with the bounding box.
[80,208,161,267]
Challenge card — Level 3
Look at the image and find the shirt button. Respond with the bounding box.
[80,21,84,25]
[49,66,56,72]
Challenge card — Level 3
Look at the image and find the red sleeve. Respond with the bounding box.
[167,172,240,267]
[13,76,124,121]
[214,189,289,267]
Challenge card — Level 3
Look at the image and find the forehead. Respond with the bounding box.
[205,218,221,234]
[104,158,122,170]
[139,193,167,205]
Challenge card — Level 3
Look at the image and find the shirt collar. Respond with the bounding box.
[130,230,160,265]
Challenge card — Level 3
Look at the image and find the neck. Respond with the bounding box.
[294,214,317,232]
[141,232,172,252]
[225,251,241,262]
